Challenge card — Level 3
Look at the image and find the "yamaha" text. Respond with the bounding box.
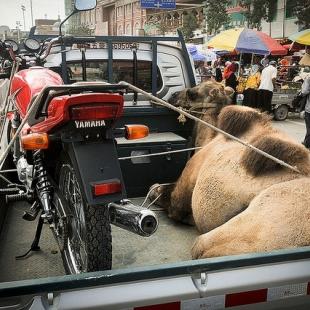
[75,120,106,128]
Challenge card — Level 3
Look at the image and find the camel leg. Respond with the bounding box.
[191,177,310,259]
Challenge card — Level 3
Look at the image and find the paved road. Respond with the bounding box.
[0,116,307,282]
[273,114,306,143]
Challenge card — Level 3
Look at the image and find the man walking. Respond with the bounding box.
[302,76,310,148]
[258,61,278,113]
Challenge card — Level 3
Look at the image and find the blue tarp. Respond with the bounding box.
[187,45,207,61]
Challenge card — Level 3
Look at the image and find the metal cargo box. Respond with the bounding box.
[116,132,190,197]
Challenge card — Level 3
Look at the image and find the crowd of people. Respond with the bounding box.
[194,54,310,148]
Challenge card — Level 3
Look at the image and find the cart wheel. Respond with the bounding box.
[273,105,289,121]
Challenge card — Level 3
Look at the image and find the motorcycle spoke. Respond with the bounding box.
[60,163,88,272]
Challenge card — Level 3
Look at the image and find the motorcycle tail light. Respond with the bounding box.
[70,104,121,121]
[92,180,122,197]
[21,133,49,150]
[125,124,149,140]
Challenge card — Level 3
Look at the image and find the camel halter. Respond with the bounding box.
[119,81,302,175]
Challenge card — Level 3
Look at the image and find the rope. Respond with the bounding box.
[119,81,302,174]
[119,146,202,161]
[0,169,17,173]
[0,81,47,168]
[140,182,174,209]
[0,60,20,145]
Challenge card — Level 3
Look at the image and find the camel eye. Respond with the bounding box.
[187,89,199,101]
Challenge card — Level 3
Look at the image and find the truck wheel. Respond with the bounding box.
[273,105,288,121]
[57,157,112,274]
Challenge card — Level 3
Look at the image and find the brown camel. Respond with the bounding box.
[152,104,310,258]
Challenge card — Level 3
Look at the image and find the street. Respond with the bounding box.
[273,115,306,142]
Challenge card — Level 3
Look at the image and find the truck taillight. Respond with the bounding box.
[70,104,121,121]
[92,180,122,197]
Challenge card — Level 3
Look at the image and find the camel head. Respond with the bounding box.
[168,81,233,112]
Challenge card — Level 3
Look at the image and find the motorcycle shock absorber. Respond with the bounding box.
[11,111,21,164]
[33,150,53,221]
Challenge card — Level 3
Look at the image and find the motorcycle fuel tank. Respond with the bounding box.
[11,67,63,118]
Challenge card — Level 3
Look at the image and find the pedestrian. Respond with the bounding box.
[223,61,232,80]
[195,61,206,84]
[212,59,223,82]
[301,76,310,148]
[261,55,269,67]
[224,62,238,104]
[243,64,261,108]
[258,60,277,113]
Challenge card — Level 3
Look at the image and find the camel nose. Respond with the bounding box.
[168,91,181,105]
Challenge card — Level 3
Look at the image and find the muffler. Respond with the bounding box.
[108,200,158,237]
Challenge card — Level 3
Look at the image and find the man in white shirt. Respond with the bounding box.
[258,61,278,113]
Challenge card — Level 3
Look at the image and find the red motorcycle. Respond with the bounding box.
[0,1,158,274]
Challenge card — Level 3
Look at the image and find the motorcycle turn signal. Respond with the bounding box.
[125,125,149,140]
[21,133,49,150]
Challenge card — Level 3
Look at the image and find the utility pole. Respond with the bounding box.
[282,0,286,39]
[21,5,26,30]
[30,0,34,27]
[16,21,21,43]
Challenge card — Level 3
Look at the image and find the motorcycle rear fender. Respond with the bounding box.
[63,140,126,206]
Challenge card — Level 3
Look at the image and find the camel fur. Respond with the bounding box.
[191,177,310,258]
[152,104,310,258]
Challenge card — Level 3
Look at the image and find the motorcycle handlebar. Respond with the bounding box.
[0,35,97,63]
[0,72,10,79]
[0,41,16,61]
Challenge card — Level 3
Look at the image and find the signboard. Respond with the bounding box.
[140,0,176,9]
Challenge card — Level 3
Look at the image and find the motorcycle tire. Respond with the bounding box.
[57,155,112,274]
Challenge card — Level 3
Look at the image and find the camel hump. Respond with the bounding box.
[241,134,310,176]
[218,106,271,138]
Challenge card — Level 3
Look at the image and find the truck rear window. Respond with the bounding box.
[66,60,163,92]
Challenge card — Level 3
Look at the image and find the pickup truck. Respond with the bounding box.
[1,22,310,310]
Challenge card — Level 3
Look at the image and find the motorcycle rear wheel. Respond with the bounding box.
[57,157,112,274]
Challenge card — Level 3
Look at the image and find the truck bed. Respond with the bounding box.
[0,118,307,283]
[0,198,197,282]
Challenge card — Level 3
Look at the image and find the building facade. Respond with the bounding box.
[64,0,82,32]
[35,19,60,35]
[78,0,204,36]
[225,0,300,40]
[145,0,204,36]
[226,0,247,28]
[260,0,300,40]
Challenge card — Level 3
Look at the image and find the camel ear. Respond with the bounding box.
[187,89,199,101]
[210,88,220,97]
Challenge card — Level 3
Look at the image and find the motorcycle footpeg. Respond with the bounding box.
[0,187,20,195]
[109,200,158,237]
[22,202,40,221]
[6,192,30,203]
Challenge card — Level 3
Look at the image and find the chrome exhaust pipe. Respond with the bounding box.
[108,200,158,237]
